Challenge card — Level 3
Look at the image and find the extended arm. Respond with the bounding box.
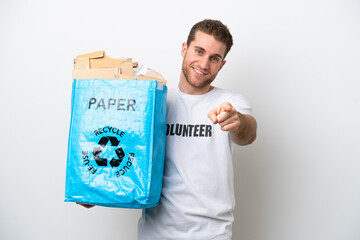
[208,102,257,146]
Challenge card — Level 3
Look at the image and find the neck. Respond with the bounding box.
[178,84,214,95]
[178,73,214,95]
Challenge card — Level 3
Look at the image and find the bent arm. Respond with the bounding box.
[229,113,257,146]
[208,102,257,146]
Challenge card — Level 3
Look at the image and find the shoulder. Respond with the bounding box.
[212,87,248,104]
[166,87,177,99]
[212,87,253,115]
[167,87,177,96]
[166,87,177,106]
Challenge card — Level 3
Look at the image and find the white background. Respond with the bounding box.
[1,0,359,239]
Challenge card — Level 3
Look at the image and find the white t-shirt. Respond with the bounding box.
[138,87,252,240]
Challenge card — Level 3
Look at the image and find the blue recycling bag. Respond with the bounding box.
[65,79,167,208]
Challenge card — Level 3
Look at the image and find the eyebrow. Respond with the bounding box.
[194,46,223,60]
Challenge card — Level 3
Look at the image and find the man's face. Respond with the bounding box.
[181,31,227,92]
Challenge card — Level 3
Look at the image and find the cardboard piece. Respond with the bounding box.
[72,50,166,85]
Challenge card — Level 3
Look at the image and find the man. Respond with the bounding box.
[137,19,257,240]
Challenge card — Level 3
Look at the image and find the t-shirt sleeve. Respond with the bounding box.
[227,93,253,149]
[228,93,253,115]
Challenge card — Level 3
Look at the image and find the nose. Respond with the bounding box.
[199,56,209,70]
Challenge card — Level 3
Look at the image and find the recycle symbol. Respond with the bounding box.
[92,136,124,168]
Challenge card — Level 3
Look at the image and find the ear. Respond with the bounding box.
[219,60,226,71]
[181,42,187,58]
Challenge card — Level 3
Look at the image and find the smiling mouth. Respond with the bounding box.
[192,67,207,76]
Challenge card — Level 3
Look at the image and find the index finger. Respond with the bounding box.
[218,102,233,113]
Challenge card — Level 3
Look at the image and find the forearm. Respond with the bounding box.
[229,113,257,146]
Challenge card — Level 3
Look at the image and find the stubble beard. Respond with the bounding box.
[181,61,216,89]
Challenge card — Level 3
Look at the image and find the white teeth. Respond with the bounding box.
[193,67,205,75]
